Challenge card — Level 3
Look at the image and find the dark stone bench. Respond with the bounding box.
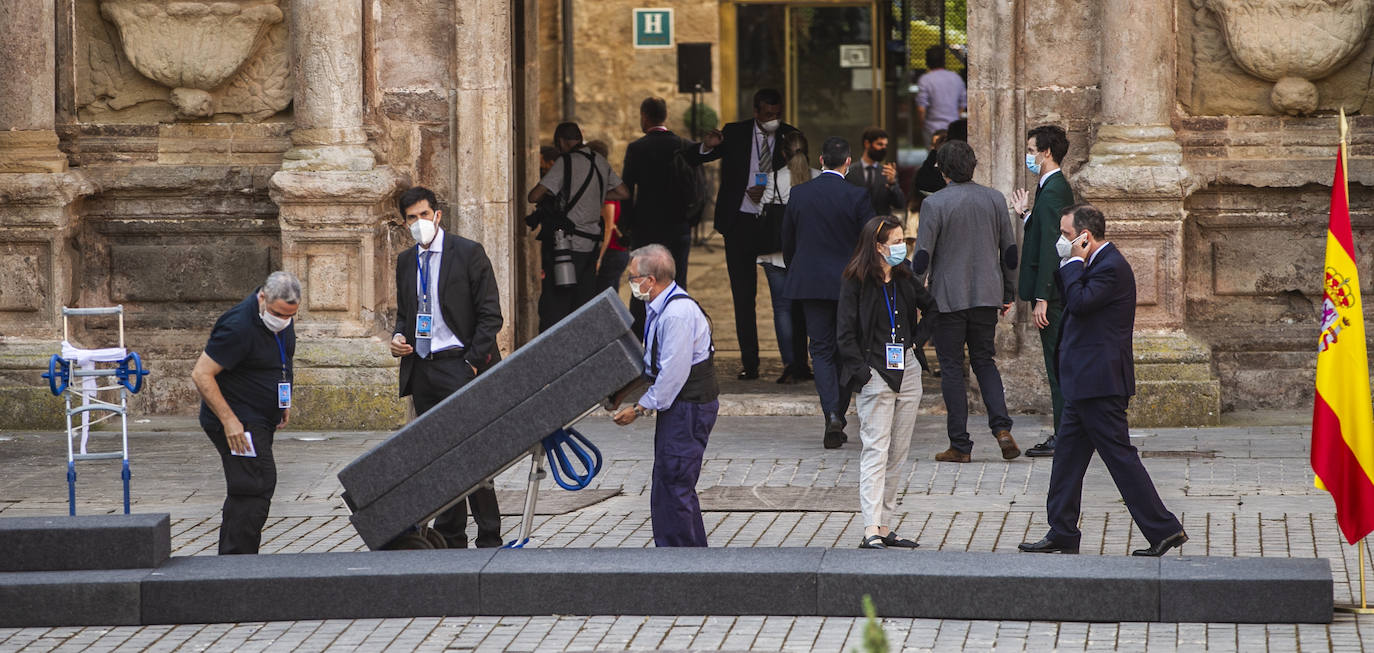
[336,289,646,549]
[0,513,169,572]
[0,544,1334,626]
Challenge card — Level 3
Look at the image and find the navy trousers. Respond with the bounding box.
[1046,395,1182,547]
[801,299,851,417]
[651,399,718,547]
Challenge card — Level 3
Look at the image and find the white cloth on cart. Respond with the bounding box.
[60,341,127,455]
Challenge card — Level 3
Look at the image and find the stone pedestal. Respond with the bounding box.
[268,169,409,430]
[0,173,95,429]
[1075,0,1220,427]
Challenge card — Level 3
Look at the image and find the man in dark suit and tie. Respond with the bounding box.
[623,96,692,334]
[844,127,905,217]
[1011,125,1076,457]
[389,186,505,549]
[783,137,875,448]
[684,88,799,380]
[1019,203,1187,557]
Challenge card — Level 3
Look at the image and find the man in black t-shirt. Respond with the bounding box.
[191,271,302,555]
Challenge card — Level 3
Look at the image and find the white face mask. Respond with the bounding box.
[630,278,652,301]
[759,119,780,134]
[259,299,293,333]
[409,218,438,248]
[1056,232,1088,259]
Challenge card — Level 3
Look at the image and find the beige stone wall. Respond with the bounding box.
[541,0,721,167]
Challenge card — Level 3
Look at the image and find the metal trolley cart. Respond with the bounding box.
[40,306,150,515]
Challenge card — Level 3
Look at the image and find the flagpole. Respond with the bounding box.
[1336,538,1374,614]
[1328,107,1373,615]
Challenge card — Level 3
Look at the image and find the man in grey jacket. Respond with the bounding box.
[913,140,1020,463]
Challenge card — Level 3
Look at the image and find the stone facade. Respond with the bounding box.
[0,0,1368,428]
[0,0,537,429]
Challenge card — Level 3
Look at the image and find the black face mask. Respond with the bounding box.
[868,148,887,162]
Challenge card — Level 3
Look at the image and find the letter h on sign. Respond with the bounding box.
[633,8,673,48]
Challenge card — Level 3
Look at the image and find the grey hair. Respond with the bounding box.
[629,244,675,282]
[261,270,302,304]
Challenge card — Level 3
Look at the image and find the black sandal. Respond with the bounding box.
[859,534,888,549]
[882,532,920,548]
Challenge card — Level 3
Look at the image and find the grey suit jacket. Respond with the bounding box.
[912,181,1017,313]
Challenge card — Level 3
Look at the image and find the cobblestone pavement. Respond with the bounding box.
[3,412,1373,651]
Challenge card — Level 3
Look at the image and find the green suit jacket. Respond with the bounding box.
[1017,171,1075,302]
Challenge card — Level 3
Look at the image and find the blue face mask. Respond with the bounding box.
[1026,153,1041,175]
[884,243,907,266]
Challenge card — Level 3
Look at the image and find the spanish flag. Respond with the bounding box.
[1312,110,1374,545]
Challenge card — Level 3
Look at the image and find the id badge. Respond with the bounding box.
[753,172,768,187]
[416,313,433,339]
[277,382,292,408]
[885,343,906,371]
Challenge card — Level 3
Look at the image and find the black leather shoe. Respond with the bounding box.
[1018,535,1079,554]
[1132,530,1188,557]
[794,368,814,381]
[737,369,759,380]
[882,532,920,548]
[1026,437,1056,458]
[823,413,846,449]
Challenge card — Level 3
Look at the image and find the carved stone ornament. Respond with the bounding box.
[84,0,292,121]
[1197,0,1374,115]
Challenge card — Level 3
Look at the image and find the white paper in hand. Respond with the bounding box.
[233,431,258,458]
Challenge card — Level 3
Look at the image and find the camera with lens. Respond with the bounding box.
[551,228,577,287]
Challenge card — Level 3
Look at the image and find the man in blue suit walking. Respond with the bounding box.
[782,137,875,448]
[1019,204,1187,557]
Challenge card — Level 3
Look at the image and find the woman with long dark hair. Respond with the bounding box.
[837,215,935,549]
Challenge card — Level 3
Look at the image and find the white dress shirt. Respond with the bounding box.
[416,227,465,353]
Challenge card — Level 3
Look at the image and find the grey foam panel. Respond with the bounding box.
[140,550,496,624]
[338,288,635,508]
[816,550,1161,622]
[0,569,147,627]
[1158,557,1333,623]
[479,547,823,616]
[0,513,170,572]
[349,335,645,549]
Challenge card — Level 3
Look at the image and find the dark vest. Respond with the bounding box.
[649,293,719,404]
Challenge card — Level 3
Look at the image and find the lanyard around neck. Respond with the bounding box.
[882,282,898,343]
[273,332,288,380]
[417,248,434,305]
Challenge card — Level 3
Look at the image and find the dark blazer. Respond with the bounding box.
[844,162,907,217]
[1018,171,1075,302]
[836,271,936,393]
[394,231,504,397]
[781,172,875,301]
[622,129,689,244]
[1054,243,1135,402]
[682,118,798,235]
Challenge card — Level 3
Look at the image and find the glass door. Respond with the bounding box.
[786,3,880,150]
[731,2,882,146]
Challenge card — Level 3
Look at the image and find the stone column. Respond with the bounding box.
[280,0,375,172]
[1075,0,1218,426]
[453,0,518,353]
[0,1,94,428]
[269,0,407,429]
[0,1,67,174]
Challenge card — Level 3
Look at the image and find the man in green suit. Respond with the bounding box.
[1011,125,1075,457]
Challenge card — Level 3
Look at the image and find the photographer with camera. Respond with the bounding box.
[528,122,629,331]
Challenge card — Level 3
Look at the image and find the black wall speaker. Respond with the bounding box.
[677,43,712,93]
